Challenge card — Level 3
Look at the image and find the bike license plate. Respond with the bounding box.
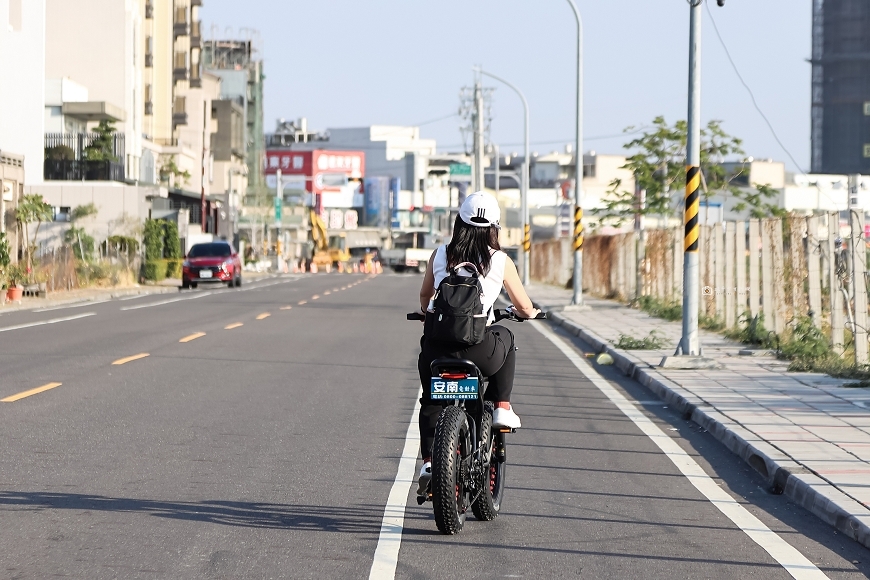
[431,377,479,400]
[199,270,213,279]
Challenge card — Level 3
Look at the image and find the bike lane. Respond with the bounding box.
[384,311,867,579]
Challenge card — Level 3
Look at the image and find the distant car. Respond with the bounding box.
[182,241,242,289]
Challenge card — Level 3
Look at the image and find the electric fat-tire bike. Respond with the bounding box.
[407,307,546,535]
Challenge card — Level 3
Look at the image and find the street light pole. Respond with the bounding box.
[565,0,584,305]
[475,67,530,285]
[678,0,703,357]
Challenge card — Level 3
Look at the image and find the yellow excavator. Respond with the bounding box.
[310,209,351,268]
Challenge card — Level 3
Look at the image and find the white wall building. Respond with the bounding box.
[45,0,143,180]
[0,0,46,183]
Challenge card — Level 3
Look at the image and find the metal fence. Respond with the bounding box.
[44,159,125,182]
[44,132,126,162]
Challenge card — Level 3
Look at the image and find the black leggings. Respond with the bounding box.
[417,325,516,459]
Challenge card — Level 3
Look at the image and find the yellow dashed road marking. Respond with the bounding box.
[179,332,206,343]
[256,313,271,320]
[113,353,150,365]
[225,323,243,330]
[1,382,63,403]
[298,300,307,305]
[280,306,293,310]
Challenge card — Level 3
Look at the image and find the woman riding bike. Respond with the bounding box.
[416,191,540,495]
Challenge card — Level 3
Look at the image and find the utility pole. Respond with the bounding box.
[201,99,208,234]
[476,67,530,284]
[473,76,485,193]
[663,0,712,368]
[565,0,584,306]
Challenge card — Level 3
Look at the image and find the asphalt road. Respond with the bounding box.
[0,272,867,579]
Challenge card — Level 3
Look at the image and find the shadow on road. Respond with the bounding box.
[0,491,385,533]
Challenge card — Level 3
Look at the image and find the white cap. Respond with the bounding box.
[459,191,501,229]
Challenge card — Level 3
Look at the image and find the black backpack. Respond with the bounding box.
[424,262,488,346]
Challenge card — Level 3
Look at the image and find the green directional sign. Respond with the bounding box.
[274,197,282,222]
[449,163,471,176]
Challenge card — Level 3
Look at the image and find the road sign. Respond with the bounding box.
[449,163,471,176]
[274,197,282,223]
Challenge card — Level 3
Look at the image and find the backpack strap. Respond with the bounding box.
[452,261,480,276]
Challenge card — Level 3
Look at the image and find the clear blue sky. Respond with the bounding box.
[202,0,811,172]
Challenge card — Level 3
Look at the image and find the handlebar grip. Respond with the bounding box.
[407,312,425,321]
[534,312,548,320]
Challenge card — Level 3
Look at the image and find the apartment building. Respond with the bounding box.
[0,0,46,183]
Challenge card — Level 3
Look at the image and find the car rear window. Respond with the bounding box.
[188,243,232,258]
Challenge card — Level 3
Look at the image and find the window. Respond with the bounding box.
[53,207,71,222]
[188,243,231,258]
[865,102,870,116]
[9,0,21,31]
[864,144,870,159]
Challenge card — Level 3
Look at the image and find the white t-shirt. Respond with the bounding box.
[431,244,508,325]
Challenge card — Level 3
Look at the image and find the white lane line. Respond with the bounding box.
[0,312,96,333]
[120,292,213,311]
[531,322,828,580]
[369,400,420,580]
[34,299,111,312]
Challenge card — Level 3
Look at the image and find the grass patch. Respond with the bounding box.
[613,330,666,350]
[637,296,681,321]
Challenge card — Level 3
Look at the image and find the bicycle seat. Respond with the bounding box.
[430,358,481,378]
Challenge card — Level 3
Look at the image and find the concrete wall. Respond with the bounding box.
[0,0,46,183]
[26,182,155,248]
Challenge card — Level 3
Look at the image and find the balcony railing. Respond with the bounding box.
[44,159,126,182]
[45,132,125,162]
[145,0,153,18]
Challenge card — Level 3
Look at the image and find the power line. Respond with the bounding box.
[704,2,806,175]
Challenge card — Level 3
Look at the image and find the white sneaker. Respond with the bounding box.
[493,407,522,429]
[417,461,431,496]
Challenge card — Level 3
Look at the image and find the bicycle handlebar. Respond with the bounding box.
[406,308,546,323]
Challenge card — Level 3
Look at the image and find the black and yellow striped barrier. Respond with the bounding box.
[523,223,531,252]
[685,166,700,252]
[573,206,583,252]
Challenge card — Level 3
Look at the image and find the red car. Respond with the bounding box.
[182,241,242,289]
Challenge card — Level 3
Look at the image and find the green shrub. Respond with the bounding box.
[165,259,182,278]
[163,221,181,259]
[143,260,165,281]
[143,220,164,261]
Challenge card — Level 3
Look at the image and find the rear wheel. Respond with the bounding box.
[432,406,470,535]
[472,407,505,521]
[235,274,242,287]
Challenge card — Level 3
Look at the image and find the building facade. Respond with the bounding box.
[0,0,46,183]
[811,0,870,174]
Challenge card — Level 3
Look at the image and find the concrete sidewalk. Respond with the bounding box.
[528,282,870,549]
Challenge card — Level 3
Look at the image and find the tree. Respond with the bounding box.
[15,194,53,269]
[594,116,779,225]
[732,183,787,219]
[158,155,191,188]
[63,203,99,260]
[83,121,118,162]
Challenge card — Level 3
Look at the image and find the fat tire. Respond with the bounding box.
[431,406,469,535]
[471,408,505,521]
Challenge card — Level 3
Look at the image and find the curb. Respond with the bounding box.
[538,302,870,550]
[0,285,179,313]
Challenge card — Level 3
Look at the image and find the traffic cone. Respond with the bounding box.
[353,263,359,273]
[338,262,344,273]
[375,262,382,274]
[310,262,318,274]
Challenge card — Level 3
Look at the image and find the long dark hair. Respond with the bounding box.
[446,215,501,275]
